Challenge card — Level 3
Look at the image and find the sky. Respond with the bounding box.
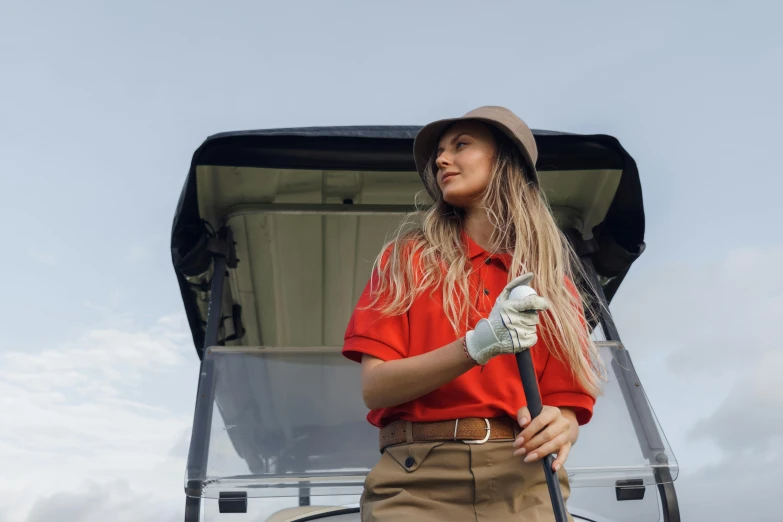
[1,0,781,520]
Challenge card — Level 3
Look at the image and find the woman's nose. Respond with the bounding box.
[436,152,451,170]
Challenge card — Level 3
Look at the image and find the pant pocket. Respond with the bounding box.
[363,442,445,494]
[383,442,445,472]
[361,443,475,522]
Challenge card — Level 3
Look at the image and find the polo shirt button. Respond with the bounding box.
[405,457,415,468]
[483,288,490,295]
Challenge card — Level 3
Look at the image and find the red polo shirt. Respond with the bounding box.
[342,233,595,428]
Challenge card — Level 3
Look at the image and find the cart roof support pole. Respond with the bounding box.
[184,227,234,521]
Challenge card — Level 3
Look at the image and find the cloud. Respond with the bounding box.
[676,453,783,522]
[2,323,185,391]
[24,481,182,522]
[0,314,199,522]
[688,349,783,457]
[608,244,783,520]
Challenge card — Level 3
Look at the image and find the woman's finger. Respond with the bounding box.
[520,423,558,454]
[523,432,571,463]
[519,421,566,455]
[516,408,565,449]
[513,406,531,449]
[551,441,572,471]
[519,406,557,443]
[516,406,530,428]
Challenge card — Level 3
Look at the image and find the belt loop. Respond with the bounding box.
[405,421,413,444]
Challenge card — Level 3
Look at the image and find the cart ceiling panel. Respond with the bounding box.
[196,166,621,348]
[195,165,622,234]
[226,212,401,347]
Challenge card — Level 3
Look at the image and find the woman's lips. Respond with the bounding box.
[441,172,458,182]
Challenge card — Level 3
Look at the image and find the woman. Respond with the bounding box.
[342,106,604,521]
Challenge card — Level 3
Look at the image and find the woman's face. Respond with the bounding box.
[434,121,497,209]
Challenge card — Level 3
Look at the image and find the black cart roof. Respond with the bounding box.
[171,126,645,354]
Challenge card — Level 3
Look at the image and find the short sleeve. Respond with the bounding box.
[538,354,596,425]
[538,277,596,425]
[342,270,410,364]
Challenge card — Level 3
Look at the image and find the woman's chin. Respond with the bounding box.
[442,190,479,209]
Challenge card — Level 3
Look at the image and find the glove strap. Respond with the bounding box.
[462,337,479,366]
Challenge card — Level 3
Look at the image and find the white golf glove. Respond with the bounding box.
[464,273,550,365]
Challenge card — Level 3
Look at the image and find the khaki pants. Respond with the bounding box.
[361,440,573,522]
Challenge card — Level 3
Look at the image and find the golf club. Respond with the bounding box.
[509,285,569,522]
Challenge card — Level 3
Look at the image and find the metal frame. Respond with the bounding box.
[184,228,233,522]
[576,240,681,522]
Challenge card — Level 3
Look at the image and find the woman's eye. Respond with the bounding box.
[456,141,467,149]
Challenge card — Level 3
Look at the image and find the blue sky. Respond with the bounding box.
[1,1,781,521]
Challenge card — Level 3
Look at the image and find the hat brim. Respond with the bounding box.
[413,116,538,197]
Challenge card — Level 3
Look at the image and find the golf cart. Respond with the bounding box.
[171,124,680,521]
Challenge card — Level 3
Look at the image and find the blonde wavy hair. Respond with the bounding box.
[365,126,606,398]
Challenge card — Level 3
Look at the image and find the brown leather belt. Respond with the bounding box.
[379,417,519,452]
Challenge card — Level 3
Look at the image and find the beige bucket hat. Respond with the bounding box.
[413,106,538,193]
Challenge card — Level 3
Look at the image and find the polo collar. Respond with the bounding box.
[462,231,512,270]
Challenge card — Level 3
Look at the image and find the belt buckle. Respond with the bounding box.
[456,418,491,444]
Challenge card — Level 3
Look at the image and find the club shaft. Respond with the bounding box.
[515,349,569,522]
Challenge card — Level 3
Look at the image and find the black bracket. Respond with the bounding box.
[207,226,239,269]
[223,304,246,343]
[564,228,599,258]
[615,479,645,501]
[219,491,248,514]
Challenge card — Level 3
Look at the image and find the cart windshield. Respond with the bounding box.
[186,341,677,500]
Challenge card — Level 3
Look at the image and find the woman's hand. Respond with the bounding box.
[465,273,550,365]
[512,406,578,472]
